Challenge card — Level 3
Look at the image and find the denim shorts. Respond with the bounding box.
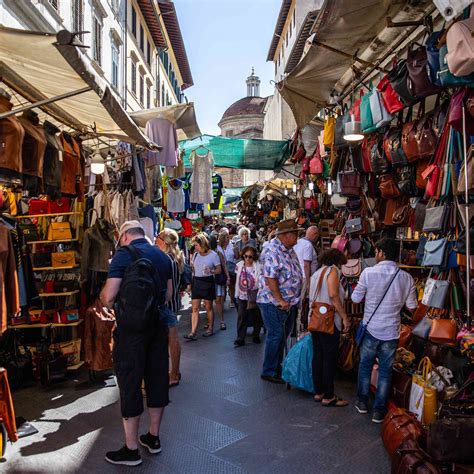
[161,305,178,328]
[216,285,226,297]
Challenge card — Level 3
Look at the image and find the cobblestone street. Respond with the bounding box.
[6,302,390,473]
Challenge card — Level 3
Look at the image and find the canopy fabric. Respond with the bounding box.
[0,26,154,148]
[278,0,405,128]
[130,103,201,141]
[179,135,290,171]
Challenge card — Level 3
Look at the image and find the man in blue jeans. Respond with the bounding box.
[351,238,417,423]
[257,220,303,384]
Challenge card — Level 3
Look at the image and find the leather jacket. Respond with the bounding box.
[43,121,63,198]
[18,110,46,178]
[0,95,24,182]
[60,132,81,196]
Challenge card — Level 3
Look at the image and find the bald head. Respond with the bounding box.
[305,226,319,242]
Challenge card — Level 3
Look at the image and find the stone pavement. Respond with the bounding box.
[5,302,390,473]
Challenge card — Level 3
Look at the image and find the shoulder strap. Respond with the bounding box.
[365,268,401,327]
[124,244,140,262]
[313,266,331,301]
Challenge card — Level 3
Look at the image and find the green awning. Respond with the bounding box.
[179,134,290,171]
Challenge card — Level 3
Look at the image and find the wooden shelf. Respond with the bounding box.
[399,265,429,269]
[39,290,79,297]
[33,265,79,271]
[28,238,78,245]
[17,212,81,219]
[67,361,85,371]
[9,319,83,329]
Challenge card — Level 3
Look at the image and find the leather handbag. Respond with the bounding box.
[345,217,362,234]
[338,171,360,196]
[361,134,378,172]
[369,87,392,128]
[361,84,376,133]
[428,319,457,345]
[406,44,441,99]
[377,75,404,114]
[425,30,443,87]
[388,60,418,106]
[421,239,448,267]
[402,110,420,163]
[412,316,433,339]
[330,193,348,209]
[446,10,474,77]
[422,205,449,233]
[398,166,417,196]
[309,150,323,175]
[47,198,70,214]
[347,237,362,255]
[384,198,400,226]
[393,440,442,474]
[47,222,73,241]
[391,368,413,409]
[33,253,52,268]
[392,204,410,226]
[51,251,76,268]
[291,144,306,164]
[398,325,413,349]
[456,218,474,254]
[323,116,336,147]
[331,234,348,253]
[19,220,40,242]
[382,408,425,459]
[334,107,349,148]
[379,174,401,199]
[341,259,362,278]
[370,142,390,175]
[437,44,474,87]
[448,87,474,136]
[308,267,335,335]
[421,278,449,309]
[415,111,437,160]
[416,160,430,189]
[385,127,408,168]
[427,417,474,464]
[28,199,48,215]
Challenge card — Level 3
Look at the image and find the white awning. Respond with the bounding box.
[0,26,155,148]
[130,103,202,141]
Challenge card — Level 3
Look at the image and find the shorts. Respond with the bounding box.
[216,284,226,297]
[113,324,169,418]
[162,305,178,328]
[191,276,216,301]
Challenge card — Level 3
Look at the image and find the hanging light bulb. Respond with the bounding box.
[343,114,364,142]
[257,202,262,209]
[327,180,333,196]
[91,151,105,175]
[292,182,297,193]
[284,188,288,196]
[308,181,314,191]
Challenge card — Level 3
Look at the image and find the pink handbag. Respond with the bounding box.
[331,234,348,253]
[309,148,323,174]
[446,8,474,77]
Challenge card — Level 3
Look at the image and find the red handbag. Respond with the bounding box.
[361,135,377,172]
[378,174,401,199]
[309,153,323,175]
[291,144,306,164]
[47,198,70,214]
[28,199,48,215]
[301,156,310,173]
[377,75,404,114]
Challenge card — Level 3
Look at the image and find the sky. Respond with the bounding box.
[174,0,282,136]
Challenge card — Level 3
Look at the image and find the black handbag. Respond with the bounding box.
[370,142,390,175]
[334,106,349,148]
[391,368,412,409]
[33,253,52,268]
[19,220,40,242]
[423,205,449,233]
[397,166,418,196]
[388,60,418,107]
[385,127,408,167]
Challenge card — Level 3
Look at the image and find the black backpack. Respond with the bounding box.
[115,245,162,332]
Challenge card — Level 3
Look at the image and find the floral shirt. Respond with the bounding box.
[257,238,303,307]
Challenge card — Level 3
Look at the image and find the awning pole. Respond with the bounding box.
[462,106,471,329]
[0,86,92,120]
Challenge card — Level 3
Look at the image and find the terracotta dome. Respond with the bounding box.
[221,96,267,121]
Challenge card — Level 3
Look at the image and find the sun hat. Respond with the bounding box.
[274,219,304,236]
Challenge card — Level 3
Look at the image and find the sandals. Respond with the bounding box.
[202,330,214,337]
[314,394,324,403]
[220,322,227,331]
[184,332,197,341]
[321,396,349,408]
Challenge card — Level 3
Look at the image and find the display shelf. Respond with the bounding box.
[8,319,83,329]
[17,212,81,219]
[67,361,85,371]
[399,265,429,269]
[28,238,78,244]
[39,290,80,297]
[33,265,79,271]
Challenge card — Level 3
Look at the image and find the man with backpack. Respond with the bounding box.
[100,221,172,467]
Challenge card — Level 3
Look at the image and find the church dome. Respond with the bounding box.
[221,96,267,121]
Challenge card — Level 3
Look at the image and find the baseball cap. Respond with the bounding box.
[118,220,144,241]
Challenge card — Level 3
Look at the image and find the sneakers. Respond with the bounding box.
[355,400,369,414]
[139,433,162,454]
[372,411,386,424]
[105,446,142,466]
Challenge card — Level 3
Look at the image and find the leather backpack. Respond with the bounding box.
[370,142,390,175]
[446,7,474,77]
[402,108,421,162]
[392,439,442,474]
[415,107,437,160]
[407,44,441,99]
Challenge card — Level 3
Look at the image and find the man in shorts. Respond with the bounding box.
[101,221,172,466]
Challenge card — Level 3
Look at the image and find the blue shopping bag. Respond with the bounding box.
[282,334,314,393]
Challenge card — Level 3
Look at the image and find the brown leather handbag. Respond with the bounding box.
[392,204,410,226]
[308,267,335,335]
[384,198,401,226]
[392,439,442,474]
[402,109,420,162]
[391,368,413,409]
[382,408,426,459]
[398,325,412,349]
[416,160,430,189]
[428,319,457,345]
[379,174,401,199]
[415,110,437,160]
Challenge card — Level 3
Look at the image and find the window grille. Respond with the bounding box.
[72,0,84,41]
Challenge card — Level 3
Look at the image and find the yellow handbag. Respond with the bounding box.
[323,116,336,147]
[51,251,75,268]
[410,357,438,425]
[47,221,72,241]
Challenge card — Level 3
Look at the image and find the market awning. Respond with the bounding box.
[0,26,155,148]
[130,103,201,141]
[179,134,290,171]
[278,0,433,128]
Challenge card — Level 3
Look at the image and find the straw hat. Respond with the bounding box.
[274,219,304,236]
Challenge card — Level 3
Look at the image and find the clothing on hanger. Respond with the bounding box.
[60,132,81,196]
[144,118,179,167]
[209,173,224,210]
[189,150,214,204]
[166,180,185,213]
[42,120,63,199]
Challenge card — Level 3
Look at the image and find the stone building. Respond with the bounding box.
[218,70,272,187]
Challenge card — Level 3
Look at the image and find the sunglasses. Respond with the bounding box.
[243,254,254,259]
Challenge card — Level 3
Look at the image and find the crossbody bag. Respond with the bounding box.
[308,267,335,335]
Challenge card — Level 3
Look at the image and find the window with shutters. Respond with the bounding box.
[72,0,84,42]
[131,61,137,95]
[161,83,165,106]
[146,41,151,66]
[139,25,144,52]
[139,72,144,106]
[111,43,119,89]
[131,6,137,37]
[48,0,59,10]
[146,85,151,109]
[92,16,102,65]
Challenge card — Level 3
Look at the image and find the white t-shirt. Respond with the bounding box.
[193,251,221,277]
[294,238,317,277]
[219,243,235,264]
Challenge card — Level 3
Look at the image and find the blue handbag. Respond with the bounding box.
[425,31,443,87]
[355,269,400,347]
[282,334,314,393]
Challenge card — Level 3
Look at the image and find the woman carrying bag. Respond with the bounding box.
[309,249,351,407]
[234,246,263,347]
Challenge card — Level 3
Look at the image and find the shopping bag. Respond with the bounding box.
[409,357,438,424]
[281,334,314,393]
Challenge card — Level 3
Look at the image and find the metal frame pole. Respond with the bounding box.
[0,86,92,120]
[462,106,471,328]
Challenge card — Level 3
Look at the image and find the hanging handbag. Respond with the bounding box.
[385,126,408,168]
[361,83,376,133]
[377,74,404,114]
[421,277,450,309]
[429,319,457,345]
[309,147,323,174]
[19,220,40,242]
[308,267,335,335]
[416,110,437,160]
[47,221,73,241]
[416,160,430,189]
[378,174,401,199]
[437,44,474,87]
[388,60,418,106]
[398,166,418,196]
[331,234,348,253]
[421,238,448,267]
[341,258,362,278]
[422,204,449,233]
[412,316,433,339]
[361,134,377,173]
[291,144,306,164]
[456,218,474,254]
[392,204,410,226]
[369,87,392,129]
[406,44,441,99]
[370,142,389,175]
[338,171,360,197]
[323,116,336,147]
[330,193,348,209]
[425,30,443,87]
[448,87,474,136]
[345,217,362,234]
[402,108,421,162]
[446,9,474,77]
[334,106,349,148]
